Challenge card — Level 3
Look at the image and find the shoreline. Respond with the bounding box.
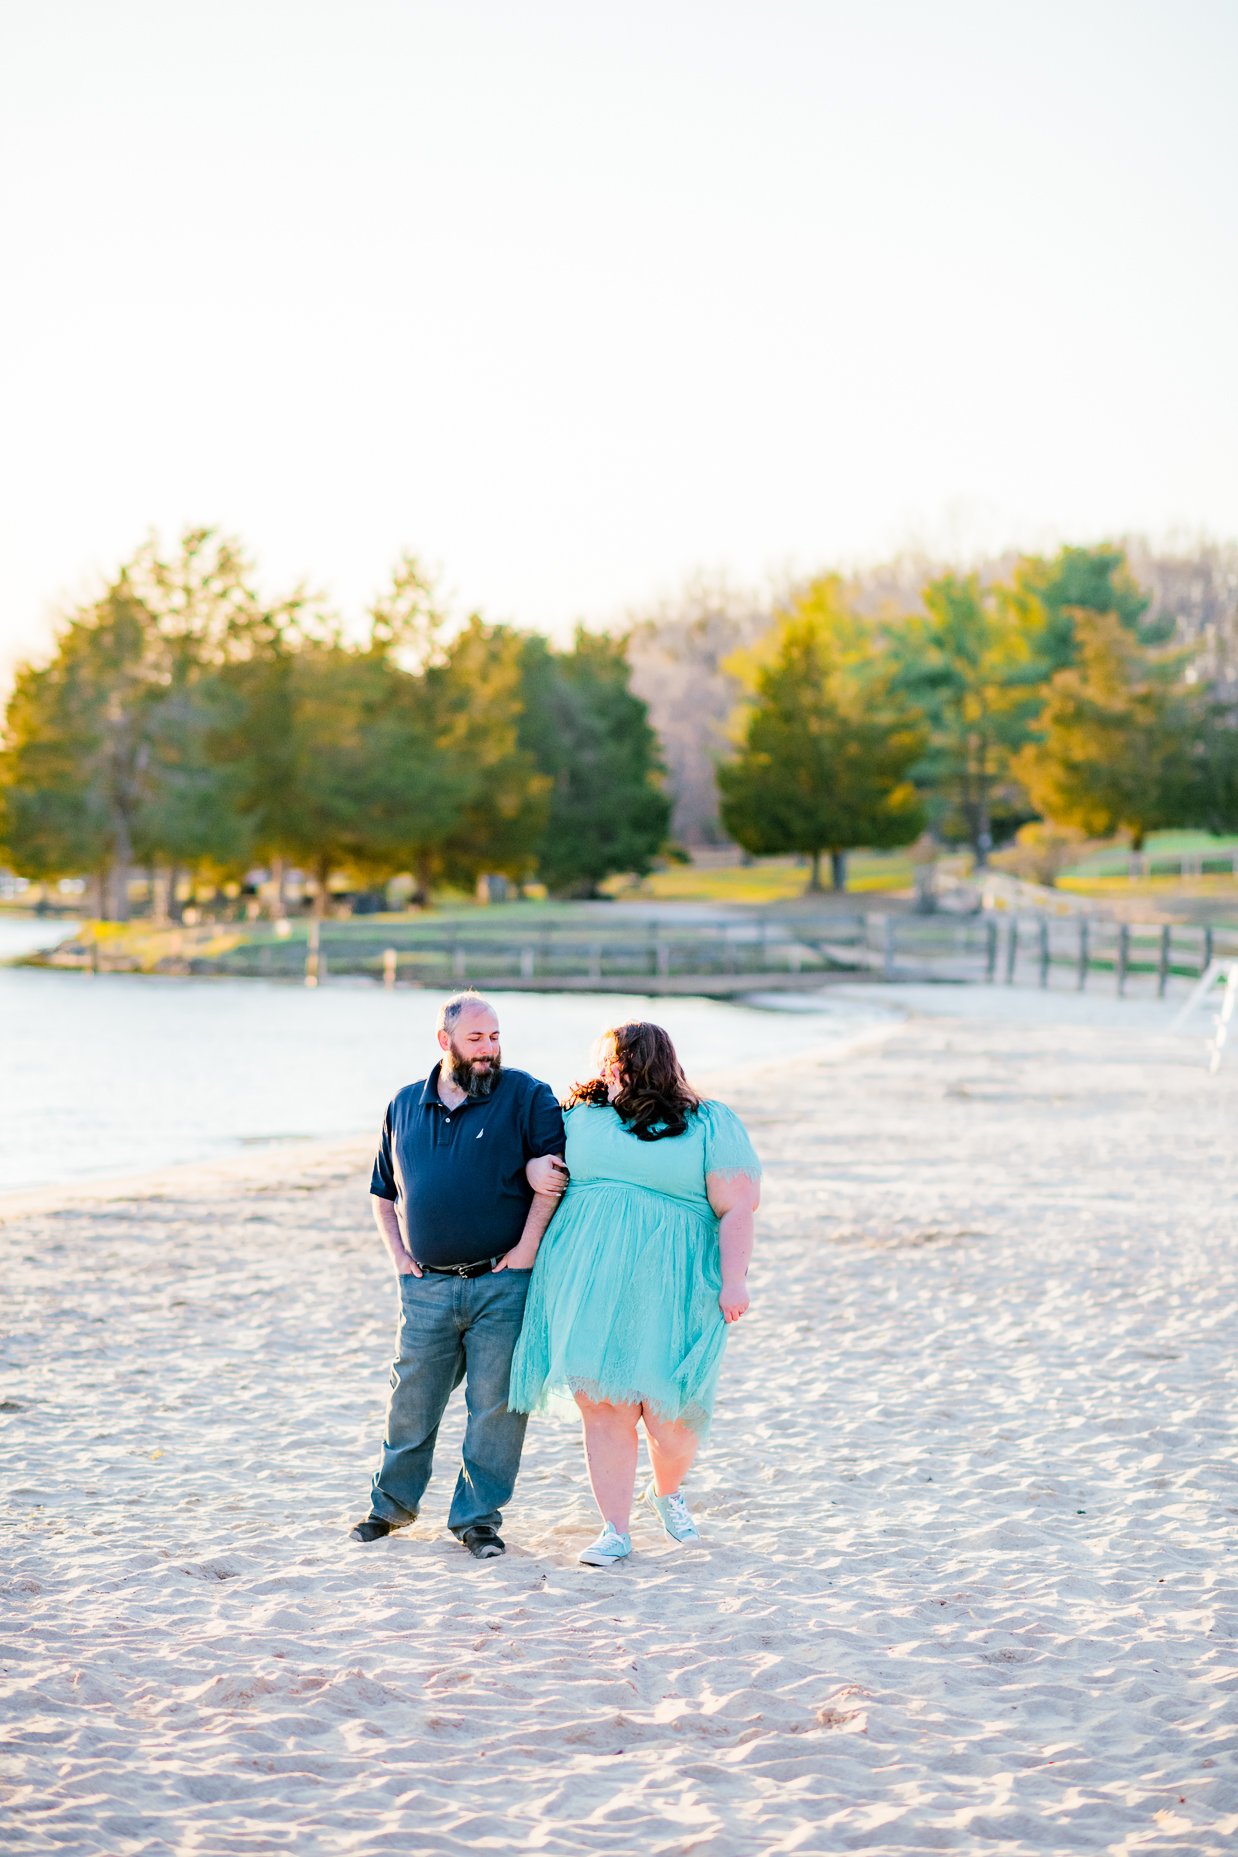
[0,994,908,1223]
[0,1132,374,1226]
[0,975,1212,1221]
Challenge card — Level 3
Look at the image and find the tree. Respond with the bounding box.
[0,644,115,902]
[718,577,925,891]
[235,602,545,910]
[125,532,270,913]
[1012,610,1198,849]
[266,638,474,911]
[0,530,289,919]
[209,603,301,912]
[893,573,1040,864]
[518,630,670,896]
[625,577,771,847]
[1009,543,1158,677]
[367,550,448,669]
[1186,693,1238,837]
[431,619,548,891]
[0,575,175,917]
[207,553,452,913]
[1124,536,1238,698]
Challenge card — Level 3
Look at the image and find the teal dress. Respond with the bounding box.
[508,1100,762,1436]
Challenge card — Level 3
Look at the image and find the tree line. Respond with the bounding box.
[0,532,669,917]
[632,541,1238,888]
[3,531,1237,913]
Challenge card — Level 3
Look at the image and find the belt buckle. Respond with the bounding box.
[455,1264,470,1278]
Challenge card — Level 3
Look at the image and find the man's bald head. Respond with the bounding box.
[437,990,497,1038]
[436,994,502,1098]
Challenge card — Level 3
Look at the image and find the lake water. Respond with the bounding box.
[0,917,893,1196]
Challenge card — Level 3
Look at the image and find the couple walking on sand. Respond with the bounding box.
[350,991,762,1566]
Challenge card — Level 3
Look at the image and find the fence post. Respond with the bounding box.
[1005,917,1019,985]
[520,946,535,981]
[883,915,896,979]
[589,943,601,983]
[1077,918,1089,991]
[383,947,397,989]
[984,917,998,982]
[306,918,320,988]
[1203,927,1214,974]
[1157,925,1171,998]
[1038,918,1050,989]
[452,937,466,983]
[657,936,670,979]
[1116,923,1129,996]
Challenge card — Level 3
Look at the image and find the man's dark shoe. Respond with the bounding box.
[461,1525,505,1560]
[349,1516,396,1543]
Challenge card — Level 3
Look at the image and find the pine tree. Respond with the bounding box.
[893,573,1040,863]
[518,631,670,897]
[718,578,924,891]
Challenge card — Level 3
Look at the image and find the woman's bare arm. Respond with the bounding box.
[707,1171,761,1323]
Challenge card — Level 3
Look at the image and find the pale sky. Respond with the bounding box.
[2,0,1236,680]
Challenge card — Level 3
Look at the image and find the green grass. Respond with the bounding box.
[1063,831,1238,879]
[606,850,917,905]
[1058,873,1238,901]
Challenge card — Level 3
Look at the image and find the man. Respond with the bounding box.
[350,991,567,1558]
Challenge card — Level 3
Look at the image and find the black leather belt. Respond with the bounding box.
[419,1257,501,1279]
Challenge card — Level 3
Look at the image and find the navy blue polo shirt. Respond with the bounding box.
[370,1064,565,1268]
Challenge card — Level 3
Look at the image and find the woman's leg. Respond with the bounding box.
[641,1405,700,1496]
[575,1395,641,1531]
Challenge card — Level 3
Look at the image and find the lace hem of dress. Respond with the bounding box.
[556,1374,711,1437]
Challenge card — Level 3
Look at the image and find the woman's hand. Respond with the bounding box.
[719,1279,749,1323]
[526,1154,569,1197]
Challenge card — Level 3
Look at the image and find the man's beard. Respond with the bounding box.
[447,1048,502,1098]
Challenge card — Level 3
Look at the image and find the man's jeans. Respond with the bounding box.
[368,1268,531,1536]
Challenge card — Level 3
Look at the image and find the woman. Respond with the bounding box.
[509,1021,761,1566]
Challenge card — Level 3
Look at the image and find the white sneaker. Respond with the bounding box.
[646,1482,700,1543]
[578,1523,632,1566]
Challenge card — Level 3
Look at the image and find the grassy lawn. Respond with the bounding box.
[606,850,917,905]
[1063,831,1238,879]
[1052,831,1238,912]
[1058,873,1238,903]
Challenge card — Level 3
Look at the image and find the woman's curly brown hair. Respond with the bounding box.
[564,1021,701,1141]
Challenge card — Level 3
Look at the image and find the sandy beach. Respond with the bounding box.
[2,986,1235,1856]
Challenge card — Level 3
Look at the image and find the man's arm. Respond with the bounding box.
[492,1153,567,1272]
[372,1193,418,1277]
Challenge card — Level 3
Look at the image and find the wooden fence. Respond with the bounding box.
[894,915,1232,995]
[71,910,1236,997]
[1088,848,1238,882]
